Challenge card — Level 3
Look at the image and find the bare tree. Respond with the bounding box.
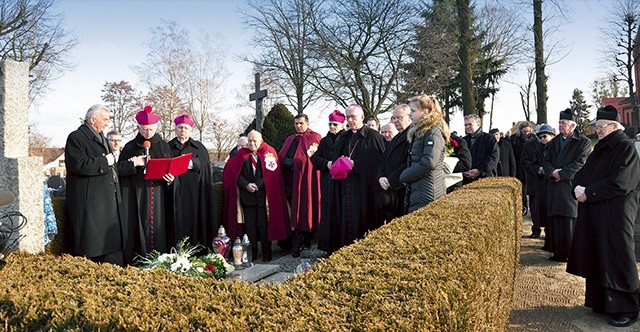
[243,0,322,114]
[183,32,229,141]
[519,67,536,121]
[308,0,416,116]
[590,74,629,108]
[144,86,187,141]
[206,114,248,161]
[0,0,77,102]
[600,0,640,133]
[134,20,190,137]
[101,81,142,139]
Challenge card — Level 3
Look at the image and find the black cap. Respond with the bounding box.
[596,105,621,122]
[489,128,500,135]
[559,108,574,121]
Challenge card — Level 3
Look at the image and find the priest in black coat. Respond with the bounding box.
[377,104,412,224]
[118,106,175,264]
[65,104,137,266]
[311,110,345,254]
[569,106,640,327]
[331,104,385,249]
[169,114,217,250]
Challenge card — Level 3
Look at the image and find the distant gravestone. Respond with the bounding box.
[249,73,267,132]
[0,60,44,254]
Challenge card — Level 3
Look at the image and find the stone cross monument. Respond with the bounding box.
[249,73,268,132]
[0,60,44,253]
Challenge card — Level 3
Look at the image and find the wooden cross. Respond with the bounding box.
[249,73,268,132]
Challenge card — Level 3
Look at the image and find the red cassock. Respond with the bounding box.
[222,142,290,242]
[279,130,322,232]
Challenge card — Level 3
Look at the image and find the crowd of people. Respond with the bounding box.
[65,99,640,327]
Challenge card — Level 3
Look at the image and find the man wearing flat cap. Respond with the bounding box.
[169,114,218,249]
[567,105,640,327]
[542,108,591,262]
[118,105,174,264]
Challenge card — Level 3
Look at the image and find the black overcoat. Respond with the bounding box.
[118,133,173,263]
[567,130,640,293]
[496,139,516,177]
[331,126,385,247]
[463,130,499,184]
[310,130,343,253]
[169,137,218,249]
[65,124,124,258]
[542,130,591,218]
[377,126,410,219]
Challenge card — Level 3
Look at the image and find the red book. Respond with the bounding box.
[144,153,192,180]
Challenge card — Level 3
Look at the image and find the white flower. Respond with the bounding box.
[170,256,192,273]
[157,253,175,263]
[196,267,204,273]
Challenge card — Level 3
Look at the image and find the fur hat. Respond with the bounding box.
[596,105,620,122]
[559,108,574,121]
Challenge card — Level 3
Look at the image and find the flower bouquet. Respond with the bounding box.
[137,237,234,279]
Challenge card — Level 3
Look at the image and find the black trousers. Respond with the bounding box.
[548,216,575,259]
[585,279,640,314]
[242,205,271,260]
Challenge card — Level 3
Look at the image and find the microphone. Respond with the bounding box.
[0,191,15,207]
[143,141,151,166]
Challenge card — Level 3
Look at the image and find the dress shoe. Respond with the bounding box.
[608,313,638,327]
[292,249,300,258]
[529,233,540,239]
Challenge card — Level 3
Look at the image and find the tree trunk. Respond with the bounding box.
[456,0,476,116]
[533,0,548,124]
[626,16,639,135]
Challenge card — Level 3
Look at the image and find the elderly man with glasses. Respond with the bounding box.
[311,110,346,254]
[376,104,412,225]
[542,108,591,263]
[568,105,640,327]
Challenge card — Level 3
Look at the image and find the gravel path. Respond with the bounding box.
[509,217,640,331]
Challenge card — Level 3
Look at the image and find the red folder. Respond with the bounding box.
[144,153,192,180]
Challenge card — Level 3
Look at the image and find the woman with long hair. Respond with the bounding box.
[399,95,450,213]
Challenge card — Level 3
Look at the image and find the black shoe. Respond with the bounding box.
[608,313,638,327]
[292,249,300,258]
[529,233,540,239]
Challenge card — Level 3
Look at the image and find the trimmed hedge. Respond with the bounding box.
[0,177,521,331]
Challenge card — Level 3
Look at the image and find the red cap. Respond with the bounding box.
[135,105,160,125]
[174,113,195,127]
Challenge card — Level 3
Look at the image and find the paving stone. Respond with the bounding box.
[258,272,295,284]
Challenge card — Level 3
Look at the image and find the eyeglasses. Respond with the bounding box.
[594,122,613,130]
[329,123,340,127]
[390,115,407,121]
[538,134,550,139]
[108,139,122,142]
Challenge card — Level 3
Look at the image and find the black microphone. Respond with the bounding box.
[143,140,151,166]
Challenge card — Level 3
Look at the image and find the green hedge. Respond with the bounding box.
[1,177,521,331]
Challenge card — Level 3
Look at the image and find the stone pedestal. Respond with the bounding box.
[0,60,44,253]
